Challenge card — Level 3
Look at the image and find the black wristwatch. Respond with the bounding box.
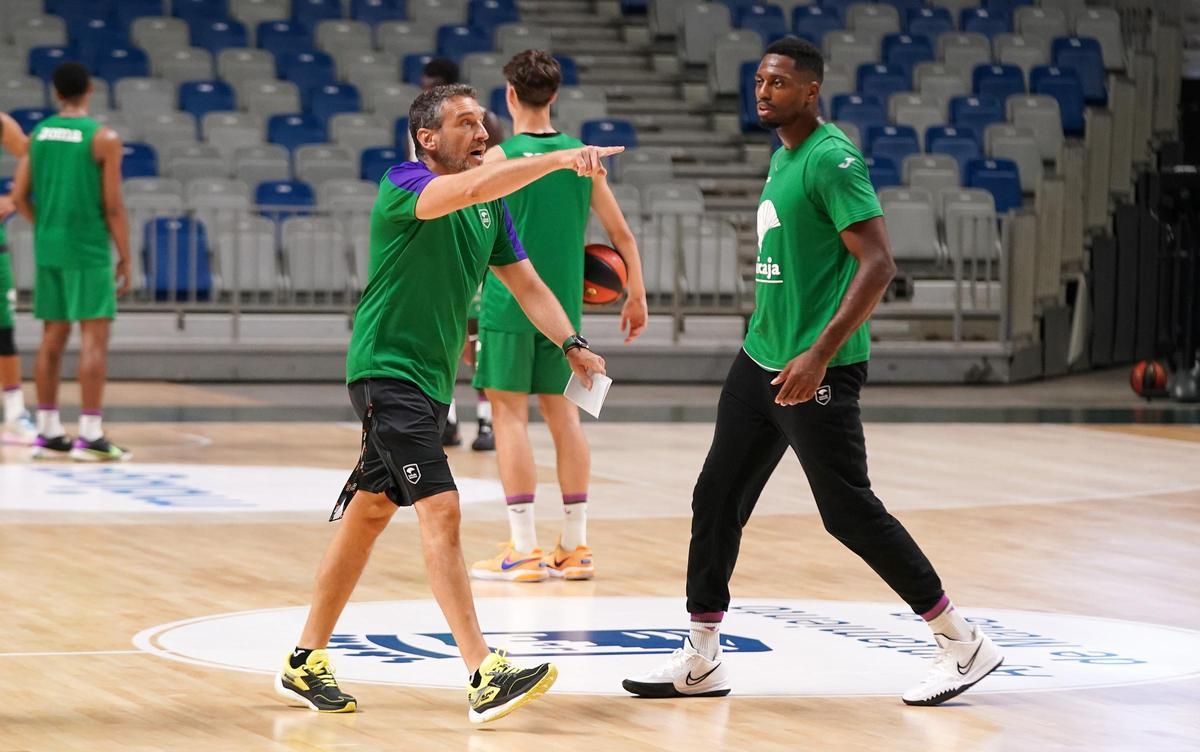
[562,334,590,355]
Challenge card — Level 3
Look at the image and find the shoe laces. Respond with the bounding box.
[306,655,340,688]
[481,650,523,687]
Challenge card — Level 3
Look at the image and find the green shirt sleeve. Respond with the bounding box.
[488,199,527,267]
[811,146,884,233]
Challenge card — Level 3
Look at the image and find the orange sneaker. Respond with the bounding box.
[470,543,548,582]
[544,540,594,580]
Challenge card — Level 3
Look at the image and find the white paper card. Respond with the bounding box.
[563,372,612,418]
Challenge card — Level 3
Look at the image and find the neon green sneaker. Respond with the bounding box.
[274,649,358,713]
[468,650,557,724]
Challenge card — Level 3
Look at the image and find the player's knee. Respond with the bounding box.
[0,327,14,357]
[418,494,461,536]
[821,506,893,542]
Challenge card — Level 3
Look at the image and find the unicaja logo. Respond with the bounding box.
[756,256,782,283]
[478,207,492,228]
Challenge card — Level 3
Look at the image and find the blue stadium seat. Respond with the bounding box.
[72,19,128,68]
[257,21,312,60]
[622,0,647,13]
[11,108,50,134]
[95,47,150,83]
[866,125,919,167]
[740,4,786,42]
[857,64,909,104]
[882,34,935,77]
[280,51,338,93]
[179,80,236,120]
[143,217,212,302]
[905,8,952,42]
[352,0,408,24]
[114,0,164,27]
[950,95,1004,139]
[393,116,410,149]
[556,55,578,86]
[47,0,112,24]
[581,119,637,149]
[437,25,492,61]
[403,53,434,84]
[961,8,1010,38]
[293,0,344,28]
[267,114,327,152]
[121,143,158,179]
[881,0,923,15]
[174,0,227,20]
[490,86,509,119]
[192,18,248,55]
[1030,65,1085,134]
[792,6,842,42]
[29,46,74,81]
[310,83,361,124]
[255,180,315,220]
[926,125,982,173]
[831,94,886,138]
[469,0,520,31]
[865,156,900,191]
[739,61,764,132]
[984,0,1033,13]
[0,177,10,195]
[1051,36,1106,105]
[816,0,854,15]
[362,146,404,182]
[714,0,755,20]
[965,157,1022,212]
[973,64,1025,102]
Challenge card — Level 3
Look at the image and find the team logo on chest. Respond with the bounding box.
[756,201,784,284]
[478,207,492,229]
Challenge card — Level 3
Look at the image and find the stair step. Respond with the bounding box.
[582,81,680,98]
[673,162,766,178]
[563,39,654,55]
[518,0,596,12]
[638,130,737,146]
[608,98,707,114]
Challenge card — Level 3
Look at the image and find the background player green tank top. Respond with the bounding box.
[480,132,592,333]
[29,115,110,269]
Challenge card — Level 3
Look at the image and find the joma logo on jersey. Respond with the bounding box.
[328,629,771,664]
[36,127,83,143]
[478,207,492,228]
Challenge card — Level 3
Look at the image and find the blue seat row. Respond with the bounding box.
[865,154,1022,212]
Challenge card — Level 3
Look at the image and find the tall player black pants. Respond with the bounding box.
[685,350,945,616]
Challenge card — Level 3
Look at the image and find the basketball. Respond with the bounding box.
[583,243,627,305]
[1130,359,1169,397]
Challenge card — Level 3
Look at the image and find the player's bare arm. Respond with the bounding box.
[0,112,28,158]
[10,155,32,222]
[591,174,648,343]
[94,127,132,296]
[490,259,606,387]
[772,216,896,406]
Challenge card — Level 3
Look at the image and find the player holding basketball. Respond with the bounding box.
[622,39,1003,705]
[470,49,647,583]
[277,83,614,723]
[10,62,132,461]
[0,111,36,444]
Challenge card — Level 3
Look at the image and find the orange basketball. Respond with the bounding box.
[583,243,627,305]
[1130,359,1169,397]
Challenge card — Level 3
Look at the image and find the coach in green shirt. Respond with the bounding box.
[279,83,615,725]
[623,38,1004,706]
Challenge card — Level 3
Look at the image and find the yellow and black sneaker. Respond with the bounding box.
[467,651,557,724]
[274,649,357,713]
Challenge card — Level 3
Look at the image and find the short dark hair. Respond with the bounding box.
[51,61,91,101]
[409,83,477,157]
[764,37,824,82]
[503,49,561,108]
[422,58,460,85]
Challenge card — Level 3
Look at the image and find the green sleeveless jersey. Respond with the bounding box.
[480,132,591,333]
[742,123,883,371]
[29,115,110,269]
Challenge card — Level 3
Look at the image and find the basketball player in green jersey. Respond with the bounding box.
[0,111,36,445]
[470,50,648,582]
[10,63,132,461]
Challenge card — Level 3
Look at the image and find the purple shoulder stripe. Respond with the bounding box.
[499,199,527,261]
[386,161,436,195]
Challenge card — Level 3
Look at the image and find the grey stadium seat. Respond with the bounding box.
[0,54,26,81]
[682,220,742,298]
[1075,7,1125,70]
[124,177,186,289]
[282,217,351,295]
[342,51,401,93]
[186,178,253,293]
[164,144,229,182]
[186,176,252,205]
[643,181,705,214]
[408,0,467,28]
[848,3,901,38]
[131,17,190,52]
[295,145,358,188]
[495,24,553,60]
[154,47,215,87]
[5,0,46,26]
[241,80,302,119]
[202,111,265,164]
[928,0,977,17]
[218,49,277,85]
[915,62,969,102]
[330,114,391,162]
[114,77,176,115]
[12,15,67,58]
[993,34,1048,80]
[319,180,378,284]
[879,187,941,263]
[682,2,732,66]
[215,216,279,294]
[1006,94,1063,161]
[87,79,112,113]
[375,22,439,60]
[985,124,1041,191]
[319,179,378,209]
[825,32,879,74]
[938,33,992,78]
[315,20,373,55]
[889,93,945,150]
[234,144,291,186]
[820,64,854,117]
[940,187,998,263]
[0,76,45,112]
[555,87,608,139]
[362,81,420,123]
[618,159,674,188]
[232,0,291,37]
[832,120,861,148]
[141,112,199,155]
[902,154,960,196]
[1014,7,1069,48]
[90,111,141,142]
[710,31,764,96]
[4,214,34,291]
[463,53,507,96]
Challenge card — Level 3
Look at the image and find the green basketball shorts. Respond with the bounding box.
[33,265,116,322]
[472,328,573,395]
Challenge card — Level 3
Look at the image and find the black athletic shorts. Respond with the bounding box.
[330,378,456,520]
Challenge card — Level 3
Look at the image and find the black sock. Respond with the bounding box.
[469,669,482,687]
[290,647,315,669]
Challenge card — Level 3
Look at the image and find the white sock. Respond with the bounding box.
[447,399,458,424]
[79,413,103,442]
[3,387,24,424]
[561,494,587,549]
[926,600,974,642]
[477,398,491,423]
[37,407,64,438]
[507,495,537,552]
[689,620,721,660]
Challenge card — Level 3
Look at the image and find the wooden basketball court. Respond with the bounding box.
[3,379,1199,751]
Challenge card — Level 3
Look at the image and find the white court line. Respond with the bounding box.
[0,649,146,658]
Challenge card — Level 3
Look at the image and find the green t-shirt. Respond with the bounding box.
[345,161,527,403]
[742,123,883,371]
[29,115,110,269]
[480,132,591,333]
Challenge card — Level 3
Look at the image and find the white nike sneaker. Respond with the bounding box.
[621,638,731,698]
[902,627,1004,706]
